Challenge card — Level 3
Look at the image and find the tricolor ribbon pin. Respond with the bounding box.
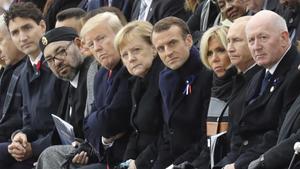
[183,80,192,95]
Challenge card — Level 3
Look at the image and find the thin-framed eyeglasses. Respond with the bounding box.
[43,41,73,65]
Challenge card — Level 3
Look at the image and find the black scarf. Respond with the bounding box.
[211,66,237,102]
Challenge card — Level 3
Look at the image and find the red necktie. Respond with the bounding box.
[36,60,41,71]
[108,70,112,79]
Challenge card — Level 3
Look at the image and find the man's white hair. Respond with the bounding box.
[80,12,122,38]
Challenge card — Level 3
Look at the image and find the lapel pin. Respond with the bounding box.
[270,86,274,92]
[183,80,192,95]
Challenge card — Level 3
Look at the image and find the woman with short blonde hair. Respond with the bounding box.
[200,25,229,72]
[114,20,164,169]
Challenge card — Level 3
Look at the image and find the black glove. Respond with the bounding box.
[173,161,196,169]
[248,155,265,169]
[66,140,101,165]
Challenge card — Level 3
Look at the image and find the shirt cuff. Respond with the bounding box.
[101,136,114,148]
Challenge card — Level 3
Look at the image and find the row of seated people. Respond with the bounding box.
[0,1,300,169]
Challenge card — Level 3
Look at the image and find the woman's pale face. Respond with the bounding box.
[207,37,231,77]
[120,36,156,77]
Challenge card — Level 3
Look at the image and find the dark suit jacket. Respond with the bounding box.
[84,61,132,165]
[187,0,220,43]
[19,56,67,158]
[246,0,279,15]
[56,57,93,139]
[78,0,134,21]
[45,0,82,31]
[276,3,300,43]
[0,58,25,142]
[221,46,300,169]
[124,58,164,167]
[130,0,191,24]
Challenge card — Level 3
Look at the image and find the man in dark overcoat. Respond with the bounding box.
[0,2,67,169]
[136,16,212,169]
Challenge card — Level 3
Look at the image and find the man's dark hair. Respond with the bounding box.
[56,8,86,22]
[152,16,191,39]
[5,2,43,28]
[82,6,127,26]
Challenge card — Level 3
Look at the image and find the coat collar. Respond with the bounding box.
[25,55,51,82]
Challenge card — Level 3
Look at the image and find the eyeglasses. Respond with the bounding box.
[43,41,73,65]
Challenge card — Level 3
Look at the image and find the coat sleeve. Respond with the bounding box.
[263,131,300,169]
[172,136,207,165]
[31,131,54,158]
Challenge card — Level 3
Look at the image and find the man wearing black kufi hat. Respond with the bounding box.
[40,26,93,139]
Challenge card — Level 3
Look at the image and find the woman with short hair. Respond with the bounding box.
[114,20,165,169]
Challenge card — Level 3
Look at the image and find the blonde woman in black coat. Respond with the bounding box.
[114,20,165,169]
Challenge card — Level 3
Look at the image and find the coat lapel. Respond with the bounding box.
[29,56,47,82]
[130,77,142,125]
[146,0,156,21]
[131,0,140,20]
[245,70,264,105]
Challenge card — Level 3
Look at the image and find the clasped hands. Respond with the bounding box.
[8,132,32,162]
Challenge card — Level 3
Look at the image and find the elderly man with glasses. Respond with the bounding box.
[40,26,93,139]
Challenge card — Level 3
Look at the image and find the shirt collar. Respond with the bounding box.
[144,0,152,6]
[267,45,291,75]
[29,52,43,66]
[70,71,80,88]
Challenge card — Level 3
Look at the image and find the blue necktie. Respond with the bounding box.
[259,71,272,96]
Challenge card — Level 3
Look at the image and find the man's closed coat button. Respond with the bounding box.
[169,129,174,134]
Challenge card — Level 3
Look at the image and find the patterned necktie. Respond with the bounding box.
[138,0,147,20]
[106,70,113,96]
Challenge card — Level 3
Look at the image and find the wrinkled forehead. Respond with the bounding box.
[228,22,247,38]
